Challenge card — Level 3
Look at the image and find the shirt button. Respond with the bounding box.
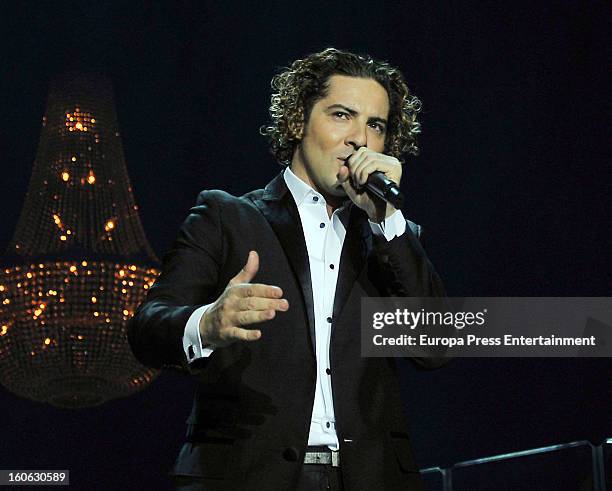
[319,222,325,228]
[327,316,332,323]
[326,422,331,428]
[326,368,331,375]
[329,264,334,269]
[313,196,319,202]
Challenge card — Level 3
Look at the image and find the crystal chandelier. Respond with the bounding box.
[0,72,159,408]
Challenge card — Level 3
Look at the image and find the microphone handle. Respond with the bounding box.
[365,171,404,209]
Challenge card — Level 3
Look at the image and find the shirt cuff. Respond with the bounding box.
[183,303,215,362]
[368,209,407,241]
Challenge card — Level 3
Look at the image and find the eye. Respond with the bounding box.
[368,122,386,135]
[332,111,350,120]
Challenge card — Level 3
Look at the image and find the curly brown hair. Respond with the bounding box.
[260,47,422,166]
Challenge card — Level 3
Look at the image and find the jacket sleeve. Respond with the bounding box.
[369,222,451,370]
[128,191,225,371]
[370,222,445,298]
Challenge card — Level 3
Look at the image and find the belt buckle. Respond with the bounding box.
[331,450,340,468]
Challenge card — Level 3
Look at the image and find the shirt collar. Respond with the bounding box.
[283,167,351,215]
[283,167,322,207]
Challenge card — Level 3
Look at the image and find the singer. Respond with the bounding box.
[129,47,446,490]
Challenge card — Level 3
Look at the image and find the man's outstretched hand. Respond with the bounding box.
[198,251,289,348]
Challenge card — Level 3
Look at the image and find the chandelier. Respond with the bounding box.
[0,72,159,407]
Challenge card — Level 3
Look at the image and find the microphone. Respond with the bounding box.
[345,144,404,209]
[364,171,404,209]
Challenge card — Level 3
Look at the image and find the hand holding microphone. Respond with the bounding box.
[337,146,404,222]
[362,171,404,210]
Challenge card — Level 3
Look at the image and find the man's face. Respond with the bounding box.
[290,75,390,203]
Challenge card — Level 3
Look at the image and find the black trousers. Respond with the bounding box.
[173,445,343,490]
[296,463,343,491]
[172,463,343,491]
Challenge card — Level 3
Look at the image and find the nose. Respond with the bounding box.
[345,122,367,151]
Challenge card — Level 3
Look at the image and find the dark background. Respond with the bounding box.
[1,1,610,489]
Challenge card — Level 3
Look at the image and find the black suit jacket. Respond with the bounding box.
[128,171,446,490]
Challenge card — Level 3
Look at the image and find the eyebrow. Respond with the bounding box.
[325,104,388,127]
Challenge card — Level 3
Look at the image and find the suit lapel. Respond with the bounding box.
[332,203,369,328]
[251,172,371,354]
[251,172,317,356]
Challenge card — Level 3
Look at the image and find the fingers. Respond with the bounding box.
[236,296,289,312]
[225,326,262,342]
[337,166,360,201]
[347,147,369,187]
[227,252,283,300]
[346,148,401,188]
[231,308,279,326]
[214,300,284,344]
[234,283,283,299]
[217,309,276,345]
[337,163,350,182]
[229,250,259,286]
[208,250,290,347]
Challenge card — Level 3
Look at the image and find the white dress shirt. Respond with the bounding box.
[182,168,406,449]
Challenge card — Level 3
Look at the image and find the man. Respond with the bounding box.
[129,48,446,490]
